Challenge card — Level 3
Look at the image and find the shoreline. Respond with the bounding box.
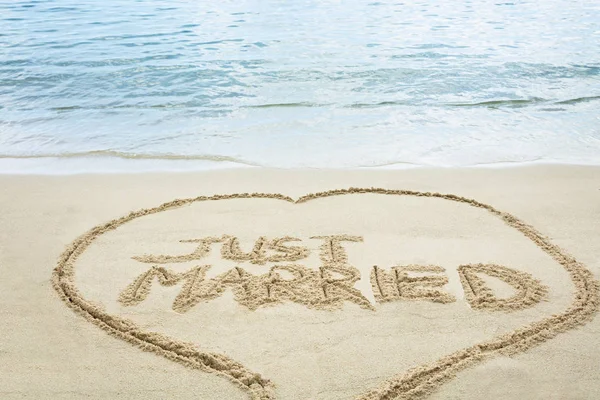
[2,155,600,175]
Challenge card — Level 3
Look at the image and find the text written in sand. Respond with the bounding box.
[120,234,548,312]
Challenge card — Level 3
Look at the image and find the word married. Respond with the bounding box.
[120,234,547,313]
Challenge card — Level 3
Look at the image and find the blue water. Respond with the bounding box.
[1,0,600,172]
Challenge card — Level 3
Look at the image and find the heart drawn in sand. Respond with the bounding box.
[53,188,599,399]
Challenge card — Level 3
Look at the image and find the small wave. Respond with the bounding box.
[448,96,600,108]
[346,101,410,109]
[391,52,489,59]
[49,103,232,112]
[447,98,547,108]
[0,151,262,167]
[554,95,600,105]
[243,102,327,109]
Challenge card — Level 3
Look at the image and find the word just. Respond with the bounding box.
[120,234,547,313]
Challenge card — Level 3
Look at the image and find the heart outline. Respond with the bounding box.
[52,188,599,399]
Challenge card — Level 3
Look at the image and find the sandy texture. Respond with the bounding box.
[1,166,599,399]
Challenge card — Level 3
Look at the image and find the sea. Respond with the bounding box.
[1,0,599,173]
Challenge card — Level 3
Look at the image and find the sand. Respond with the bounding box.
[1,165,599,399]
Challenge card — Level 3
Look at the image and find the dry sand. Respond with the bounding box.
[1,165,599,399]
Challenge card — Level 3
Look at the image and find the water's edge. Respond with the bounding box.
[2,154,598,175]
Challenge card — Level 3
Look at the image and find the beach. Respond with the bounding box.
[1,165,598,399]
[2,0,600,398]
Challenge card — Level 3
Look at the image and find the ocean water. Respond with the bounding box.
[1,0,599,172]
